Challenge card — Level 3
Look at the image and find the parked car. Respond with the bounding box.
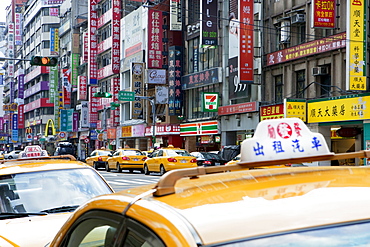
[106,148,147,173]
[143,145,197,175]
[4,150,21,159]
[0,145,114,247]
[85,148,113,170]
[190,151,227,166]
[49,118,370,247]
[54,142,76,157]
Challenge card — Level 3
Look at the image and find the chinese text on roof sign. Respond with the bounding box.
[19,145,49,158]
[241,118,332,163]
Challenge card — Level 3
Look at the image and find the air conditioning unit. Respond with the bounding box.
[312,67,328,76]
[291,14,305,24]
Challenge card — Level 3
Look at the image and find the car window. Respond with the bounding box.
[98,151,112,156]
[90,151,97,156]
[0,168,112,214]
[203,153,219,159]
[123,150,143,156]
[158,150,163,157]
[166,149,191,156]
[63,212,165,247]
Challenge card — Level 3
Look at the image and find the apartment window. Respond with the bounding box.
[297,24,306,44]
[42,41,50,49]
[296,70,305,98]
[188,0,200,24]
[101,0,112,15]
[275,75,283,103]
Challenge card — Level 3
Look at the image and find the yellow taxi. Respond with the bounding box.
[143,145,198,175]
[50,118,370,247]
[106,148,147,173]
[0,145,114,247]
[85,148,113,170]
[225,153,241,166]
[49,118,370,246]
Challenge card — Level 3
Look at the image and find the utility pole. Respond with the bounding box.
[135,96,156,148]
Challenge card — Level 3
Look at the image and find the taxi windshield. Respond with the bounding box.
[167,149,192,156]
[0,168,112,216]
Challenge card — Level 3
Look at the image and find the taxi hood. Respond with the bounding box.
[0,213,71,247]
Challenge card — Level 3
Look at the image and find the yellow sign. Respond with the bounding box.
[45,119,56,136]
[308,95,370,123]
[121,126,132,137]
[285,101,306,122]
[348,0,366,91]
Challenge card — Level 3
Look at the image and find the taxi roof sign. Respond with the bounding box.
[240,118,332,164]
[19,145,49,159]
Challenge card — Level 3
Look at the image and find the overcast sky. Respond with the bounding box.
[0,0,11,23]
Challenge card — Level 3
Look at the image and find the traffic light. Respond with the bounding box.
[93,92,112,98]
[30,56,58,66]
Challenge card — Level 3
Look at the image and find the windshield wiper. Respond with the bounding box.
[40,205,79,213]
[0,212,48,219]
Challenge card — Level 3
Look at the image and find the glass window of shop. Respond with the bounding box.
[188,38,219,74]
[186,83,220,119]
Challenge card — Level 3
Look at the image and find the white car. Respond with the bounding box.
[4,150,21,159]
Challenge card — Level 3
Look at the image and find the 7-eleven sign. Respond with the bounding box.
[202,92,219,112]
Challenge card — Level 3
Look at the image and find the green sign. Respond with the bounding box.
[118,91,135,101]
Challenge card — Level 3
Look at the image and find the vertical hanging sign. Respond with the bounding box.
[111,0,121,74]
[346,0,367,91]
[11,114,18,142]
[168,46,183,116]
[200,0,218,47]
[88,0,98,85]
[170,0,182,31]
[148,9,163,68]
[239,0,254,83]
[131,63,144,119]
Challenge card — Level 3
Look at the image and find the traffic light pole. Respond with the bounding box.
[135,96,156,148]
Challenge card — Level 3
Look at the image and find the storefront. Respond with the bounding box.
[307,93,370,166]
[180,121,220,152]
[145,124,182,149]
[119,124,147,151]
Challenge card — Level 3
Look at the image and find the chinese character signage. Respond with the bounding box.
[7,22,14,78]
[239,0,254,83]
[89,86,99,128]
[346,0,367,91]
[267,33,346,66]
[200,0,218,47]
[284,99,307,122]
[124,8,143,57]
[71,53,79,88]
[14,13,22,46]
[18,74,24,99]
[312,0,336,28]
[50,28,59,55]
[111,0,121,74]
[182,67,220,89]
[11,114,18,142]
[131,63,144,119]
[78,75,87,100]
[112,77,120,126]
[148,9,163,68]
[62,69,71,107]
[241,118,332,163]
[170,0,182,31]
[308,94,370,123]
[60,109,74,132]
[260,104,284,121]
[218,102,258,115]
[168,46,183,116]
[88,0,98,84]
[80,101,89,128]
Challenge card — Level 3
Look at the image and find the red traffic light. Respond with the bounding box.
[30,56,58,66]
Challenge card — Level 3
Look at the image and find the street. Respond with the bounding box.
[98,169,160,192]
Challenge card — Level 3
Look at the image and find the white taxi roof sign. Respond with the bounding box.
[240,118,332,163]
[19,145,49,159]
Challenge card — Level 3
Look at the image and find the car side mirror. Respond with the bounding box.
[148,154,153,158]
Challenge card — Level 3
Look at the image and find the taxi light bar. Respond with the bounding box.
[152,150,370,197]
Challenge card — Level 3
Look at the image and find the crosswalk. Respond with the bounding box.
[98,171,160,191]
